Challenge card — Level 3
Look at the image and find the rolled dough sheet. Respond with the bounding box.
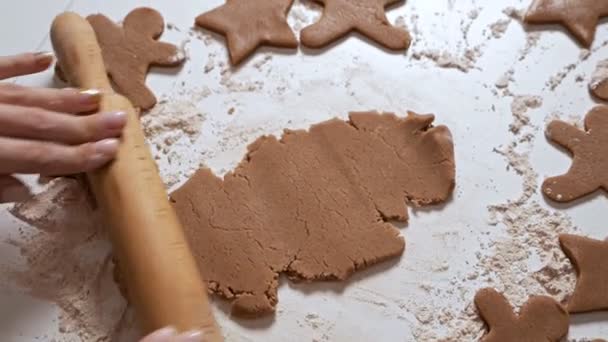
[170,111,455,316]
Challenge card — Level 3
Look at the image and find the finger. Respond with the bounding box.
[0,52,54,80]
[0,136,120,175]
[175,330,204,342]
[140,327,177,342]
[0,84,102,113]
[0,104,126,145]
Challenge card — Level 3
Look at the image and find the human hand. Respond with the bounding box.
[140,327,204,342]
[0,52,127,177]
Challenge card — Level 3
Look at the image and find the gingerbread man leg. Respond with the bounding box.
[110,65,156,110]
[542,166,599,203]
[519,296,569,341]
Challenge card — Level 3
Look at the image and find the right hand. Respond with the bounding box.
[0,52,127,177]
[140,327,204,342]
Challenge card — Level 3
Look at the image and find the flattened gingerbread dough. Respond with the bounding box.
[542,106,608,202]
[87,8,185,110]
[474,288,569,342]
[524,0,608,47]
[195,0,298,65]
[300,0,411,50]
[560,234,608,313]
[171,111,455,316]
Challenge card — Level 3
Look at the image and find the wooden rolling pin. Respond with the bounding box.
[50,12,222,341]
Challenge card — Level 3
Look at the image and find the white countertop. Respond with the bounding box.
[0,0,607,341]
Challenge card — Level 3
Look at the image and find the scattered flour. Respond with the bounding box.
[409,90,575,341]
[546,63,577,91]
[519,32,541,61]
[509,95,543,134]
[488,19,511,39]
[502,7,525,21]
[2,179,133,341]
[412,48,481,72]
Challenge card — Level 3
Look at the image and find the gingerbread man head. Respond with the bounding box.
[87,7,185,110]
[475,288,569,342]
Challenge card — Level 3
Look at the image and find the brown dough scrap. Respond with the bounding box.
[170,111,455,316]
[87,7,185,110]
[590,60,608,101]
[560,234,608,313]
[300,0,411,50]
[195,0,298,65]
[524,0,608,48]
[542,106,608,202]
[474,288,569,342]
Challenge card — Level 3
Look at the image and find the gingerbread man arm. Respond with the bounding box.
[149,42,185,67]
[545,120,587,154]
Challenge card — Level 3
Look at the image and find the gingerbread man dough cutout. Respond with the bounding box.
[474,288,569,342]
[87,8,185,110]
[300,0,411,50]
[542,106,608,202]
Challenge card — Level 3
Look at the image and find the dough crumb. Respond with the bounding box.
[495,69,514,89]
[489,19,511,39]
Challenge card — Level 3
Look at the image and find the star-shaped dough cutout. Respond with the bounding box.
[524,0,608,47]
[560,234,608,313]
[542,106,608,202]
[195,0,298,65]
[300,0,411,50]
[474,288,569,342]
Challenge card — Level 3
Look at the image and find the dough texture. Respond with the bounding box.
[88,8,185,110]
[195,0,298,65]
[590,59,608,101]
[474,288,569,342]
[560,234,608,313]
[300,0,411,50]
[171,111,455,316]
[524,0,608,48]
[542,106,608,202]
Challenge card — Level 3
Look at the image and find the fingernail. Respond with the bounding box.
[94,138,120,156]
[79,89,102,105]
[34,51,54,67]
[99,111,127,131]
[149,326,178,339]
[178,330,204,342]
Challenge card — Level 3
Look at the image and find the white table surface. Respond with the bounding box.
[0,0,607,341]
